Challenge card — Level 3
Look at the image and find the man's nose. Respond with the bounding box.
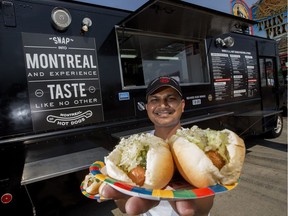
[159,99,169,107]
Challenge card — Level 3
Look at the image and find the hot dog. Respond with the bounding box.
[83,173,103,195]
[168,126,245,188]
[104,133,174,189]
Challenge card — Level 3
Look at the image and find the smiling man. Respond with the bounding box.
[100,76,214,216]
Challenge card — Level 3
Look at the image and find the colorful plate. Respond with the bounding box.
[87,161,239,200]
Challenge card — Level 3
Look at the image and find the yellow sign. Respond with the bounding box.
[233,3,250,19]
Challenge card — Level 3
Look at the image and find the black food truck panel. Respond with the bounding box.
[181,35,260,113]
[22,32,103,131]
[0,0,131,139]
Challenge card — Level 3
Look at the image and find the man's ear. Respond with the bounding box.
[181,99,185,112]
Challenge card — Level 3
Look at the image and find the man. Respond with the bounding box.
[100,77,214,216]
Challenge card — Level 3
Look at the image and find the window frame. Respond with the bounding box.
[115,26,210,90]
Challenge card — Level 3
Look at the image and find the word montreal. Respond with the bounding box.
[25,53,97,69]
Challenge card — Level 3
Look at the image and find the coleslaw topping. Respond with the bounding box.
[176,126,230,163]
[111,133,165,173]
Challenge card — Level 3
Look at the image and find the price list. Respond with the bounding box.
[211,50,258,102]
[230,54,247,98]
[245,55,258,97]
[211,53,232,101]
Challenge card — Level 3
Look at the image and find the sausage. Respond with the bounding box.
[127,166,146,186]
[205,150,226,170]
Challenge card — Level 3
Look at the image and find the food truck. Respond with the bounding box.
[0,0,285,215]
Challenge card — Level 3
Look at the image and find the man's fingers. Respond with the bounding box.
[173,199,196,216]
[169,196,214,216]
[100,183,160,215]
[126,196,160,215]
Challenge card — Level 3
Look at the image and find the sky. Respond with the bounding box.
[72,0,259,13]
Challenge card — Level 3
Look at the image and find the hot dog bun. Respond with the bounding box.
[105,133,174,189]
[169,126,245,188]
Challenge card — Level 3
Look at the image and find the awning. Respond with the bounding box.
[117,0,257,39]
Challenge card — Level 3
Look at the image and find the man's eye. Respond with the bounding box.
[149,98,158,103]
[167,97,177,102]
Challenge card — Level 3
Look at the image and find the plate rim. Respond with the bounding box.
[87,161,239,200]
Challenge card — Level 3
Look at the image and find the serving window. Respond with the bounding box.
[116,28,210,89]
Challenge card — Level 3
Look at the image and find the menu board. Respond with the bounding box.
[22,33,104,132]
[210,49,258,102]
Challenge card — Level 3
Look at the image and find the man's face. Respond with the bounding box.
[146,86,185,128]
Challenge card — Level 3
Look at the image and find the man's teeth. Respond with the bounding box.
[155,110,172,115]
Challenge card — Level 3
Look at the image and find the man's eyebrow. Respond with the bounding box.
[148,95,159,99]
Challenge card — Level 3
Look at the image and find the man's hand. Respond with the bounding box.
[100,183,159,215]
[100,184,214,216]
